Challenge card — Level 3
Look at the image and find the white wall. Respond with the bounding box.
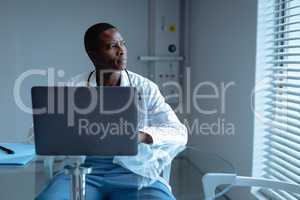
[0,0,149,142]
[187,0,257,199]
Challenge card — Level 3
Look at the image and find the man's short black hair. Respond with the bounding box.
[84,23,116,53]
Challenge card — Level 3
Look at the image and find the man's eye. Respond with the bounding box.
[106,41,125,49]
[106,44,115,49]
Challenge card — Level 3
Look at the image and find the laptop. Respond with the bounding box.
[31,86,138,156]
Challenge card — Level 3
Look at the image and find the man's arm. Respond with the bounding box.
[138,82,188,146]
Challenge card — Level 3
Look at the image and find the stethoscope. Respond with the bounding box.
[86,68,141,100]
[86,68,132,87]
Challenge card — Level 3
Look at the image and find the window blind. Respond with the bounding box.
[254,0,300,199]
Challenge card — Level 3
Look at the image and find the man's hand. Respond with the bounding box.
[138,132,153,144]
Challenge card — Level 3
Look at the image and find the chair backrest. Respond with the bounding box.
[161,163,172,183]
[202,173,300,200]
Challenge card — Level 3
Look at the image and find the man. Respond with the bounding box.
[36,23,187,200]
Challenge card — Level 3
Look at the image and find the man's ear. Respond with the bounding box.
[87,50,97,60]
[87,51,102,66]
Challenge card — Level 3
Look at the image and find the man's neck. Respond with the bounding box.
[95,70,121,86]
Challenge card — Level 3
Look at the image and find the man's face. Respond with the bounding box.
[93,28,127,70]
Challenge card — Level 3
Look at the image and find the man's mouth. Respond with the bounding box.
[118,58,126,65]
[112,59,126,70]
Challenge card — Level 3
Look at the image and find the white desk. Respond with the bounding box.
[0,160,48,200]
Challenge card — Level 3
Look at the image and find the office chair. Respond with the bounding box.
[202,173,300,200]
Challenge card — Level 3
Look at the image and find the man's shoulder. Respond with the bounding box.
[66,71,91,86]
[127,70,158,89]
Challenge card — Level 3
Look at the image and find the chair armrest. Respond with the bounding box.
[162,163,172,183]
[202,173,300,200]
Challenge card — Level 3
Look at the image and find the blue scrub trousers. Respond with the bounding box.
[35,156,175,200]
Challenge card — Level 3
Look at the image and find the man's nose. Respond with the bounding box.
[118,49,124,56]
[117,44,125,56]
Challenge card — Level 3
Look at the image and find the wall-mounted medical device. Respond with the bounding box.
[139,0,183,104]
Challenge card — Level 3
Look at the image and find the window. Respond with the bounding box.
[253,0,300,199]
